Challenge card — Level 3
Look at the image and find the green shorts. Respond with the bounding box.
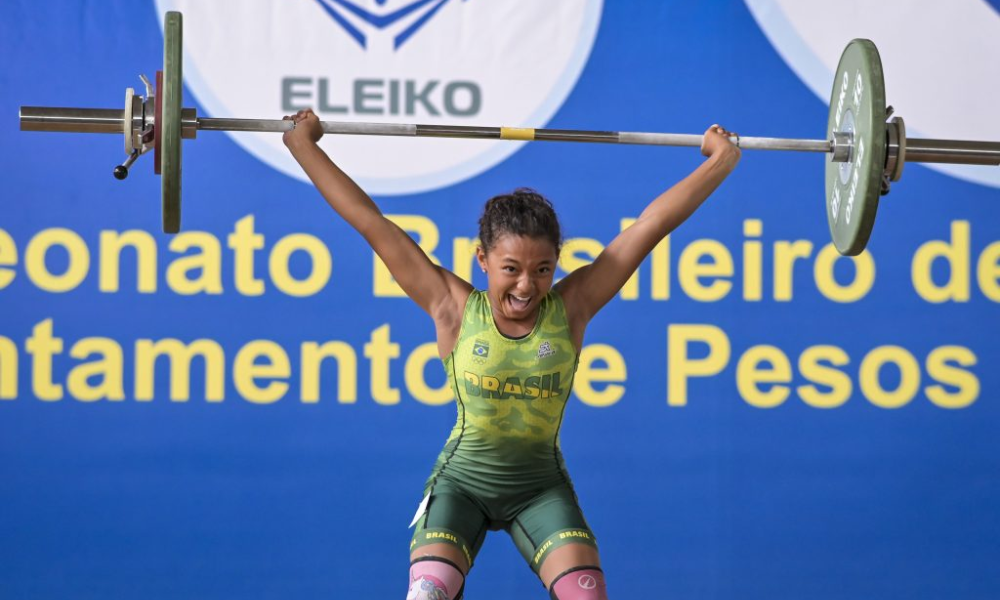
[409,474,598,574]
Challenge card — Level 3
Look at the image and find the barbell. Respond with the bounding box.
[18,12,1000,255]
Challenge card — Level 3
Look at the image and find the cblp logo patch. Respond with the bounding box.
[155,0,603,195]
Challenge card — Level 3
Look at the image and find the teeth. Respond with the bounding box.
[508,294,531,309]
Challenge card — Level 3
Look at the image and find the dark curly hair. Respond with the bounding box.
[478,188,562,254]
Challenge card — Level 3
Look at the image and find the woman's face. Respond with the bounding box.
[477,234,559,326]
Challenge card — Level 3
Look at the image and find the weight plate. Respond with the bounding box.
[162,11,183,234]
[825,39,886,256]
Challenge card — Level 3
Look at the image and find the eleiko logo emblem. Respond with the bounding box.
[313,0,466,50]
[155,0,603,195]
[578,574,597,590]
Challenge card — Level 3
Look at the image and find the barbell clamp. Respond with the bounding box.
[831,131,853,163]
[114,149,140,180]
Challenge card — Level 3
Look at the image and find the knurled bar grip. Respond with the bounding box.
[199,117,835,151]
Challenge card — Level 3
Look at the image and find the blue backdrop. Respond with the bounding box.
[2,2,999,599]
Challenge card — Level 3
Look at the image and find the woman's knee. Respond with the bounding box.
[540,544,606,600]
[407,544,468,600]
[538,542,601,587]
[547,566,608,600]
[409,542,470,574]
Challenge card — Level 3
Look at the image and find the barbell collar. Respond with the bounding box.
[885,117,906,182]
[831,132,853,162]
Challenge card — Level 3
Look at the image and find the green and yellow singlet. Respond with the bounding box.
[411,290,598,571]
[428,289,580,498]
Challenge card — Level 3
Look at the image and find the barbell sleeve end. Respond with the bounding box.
[20,106,125,134]
[904,138,1000,166]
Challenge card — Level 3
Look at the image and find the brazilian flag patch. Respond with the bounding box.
[472,339,490,358]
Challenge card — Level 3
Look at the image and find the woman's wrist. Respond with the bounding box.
[706,148,738,173]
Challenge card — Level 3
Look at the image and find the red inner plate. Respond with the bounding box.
[154,70,163,175]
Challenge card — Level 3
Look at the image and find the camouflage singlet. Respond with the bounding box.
[410,289,597,573]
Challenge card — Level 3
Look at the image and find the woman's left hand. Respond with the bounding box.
[282,108,324,149]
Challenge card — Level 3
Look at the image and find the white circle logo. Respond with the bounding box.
[744,0,1000,189]
[578,574,597,589]
[154,0,604,195]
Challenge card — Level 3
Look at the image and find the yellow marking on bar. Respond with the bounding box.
[501,127,536,141]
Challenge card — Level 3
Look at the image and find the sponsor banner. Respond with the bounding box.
[155,0,603,194]
[2,2,999,599]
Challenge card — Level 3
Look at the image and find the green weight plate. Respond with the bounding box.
[825,39,886,256]
[162,11,183,233]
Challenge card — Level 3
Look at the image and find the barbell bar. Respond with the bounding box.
[19,106,841,151]
[17,12,1000,255]
[20,107,1000,162]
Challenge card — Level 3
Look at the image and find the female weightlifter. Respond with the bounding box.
[282,108,740,600]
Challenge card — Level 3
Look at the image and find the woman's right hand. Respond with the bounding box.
[282,108,324,149]
[700,124,741,170]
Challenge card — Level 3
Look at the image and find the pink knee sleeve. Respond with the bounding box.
[550,567,607,600]
[407,558,465,600]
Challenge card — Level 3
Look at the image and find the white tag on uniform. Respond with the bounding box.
[409,493,430,528]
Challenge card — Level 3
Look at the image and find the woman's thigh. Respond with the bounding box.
[508,484,600,586]
[410,489,489,572]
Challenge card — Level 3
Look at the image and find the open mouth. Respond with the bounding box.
[507,294,532,312]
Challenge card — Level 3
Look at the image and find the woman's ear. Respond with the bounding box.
[476,246,488,273]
